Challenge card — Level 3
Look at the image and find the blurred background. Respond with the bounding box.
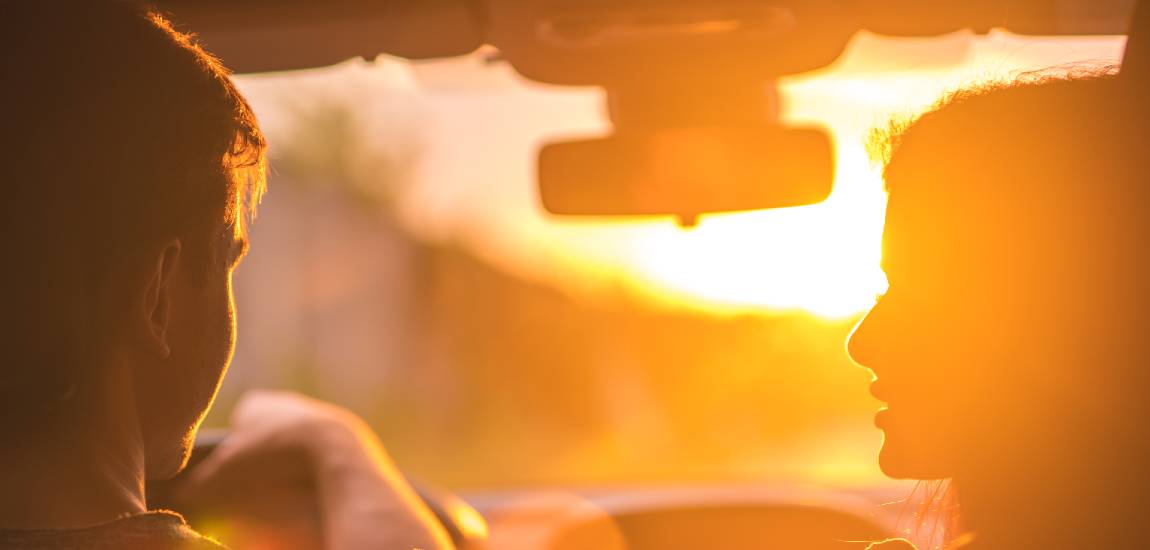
[203,31,1124,490]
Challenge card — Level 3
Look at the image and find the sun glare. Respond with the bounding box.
[618,147,889,319]
[525,32,1125,320]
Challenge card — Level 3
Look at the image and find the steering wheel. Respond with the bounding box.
[146,431,488,550]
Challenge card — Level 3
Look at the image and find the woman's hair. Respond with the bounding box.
[871,64,1122,176]
[0,2,267,413]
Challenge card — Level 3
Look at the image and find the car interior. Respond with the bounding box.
[141,1,1148,548]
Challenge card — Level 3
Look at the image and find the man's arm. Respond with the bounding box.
[175,391,453,550]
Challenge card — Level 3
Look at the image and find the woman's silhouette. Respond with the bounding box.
[849,72,1150,549]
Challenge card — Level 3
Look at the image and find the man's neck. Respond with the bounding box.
[0,404,147,530]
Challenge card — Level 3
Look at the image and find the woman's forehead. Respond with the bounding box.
[880,184,997,280]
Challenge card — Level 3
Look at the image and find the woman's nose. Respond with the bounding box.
[847,310,883,370]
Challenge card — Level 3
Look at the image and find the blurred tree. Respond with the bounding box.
[269,92,422,217]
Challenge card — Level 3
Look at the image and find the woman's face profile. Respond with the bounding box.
[844,109,1112,481]
[848,188,971,480]
[846,149,1042,481]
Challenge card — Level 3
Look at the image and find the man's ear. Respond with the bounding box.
[141,240,182,359]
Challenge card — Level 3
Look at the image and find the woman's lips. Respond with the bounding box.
[874,407,892,428]
[871,379,894,428]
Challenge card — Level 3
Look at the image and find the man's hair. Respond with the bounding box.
[0,1,267,409]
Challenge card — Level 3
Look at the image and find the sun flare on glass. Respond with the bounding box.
[617,147,890,319]
[517,34,1124,320]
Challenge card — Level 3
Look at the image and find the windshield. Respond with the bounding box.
[207,31,1124,489]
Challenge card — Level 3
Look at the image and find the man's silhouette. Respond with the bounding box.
[0,3,449,548]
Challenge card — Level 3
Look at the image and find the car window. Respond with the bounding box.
[209,31,1124,488]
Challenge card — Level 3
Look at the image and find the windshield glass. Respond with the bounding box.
[208,31,1124,489]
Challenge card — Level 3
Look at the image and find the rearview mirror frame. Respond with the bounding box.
[538,125,836,222]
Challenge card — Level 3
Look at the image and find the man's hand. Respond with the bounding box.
[174,390,454,550]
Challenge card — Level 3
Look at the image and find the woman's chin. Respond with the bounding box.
[878,434,953,480]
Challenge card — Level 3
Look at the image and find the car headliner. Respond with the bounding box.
[153,0,1135,74]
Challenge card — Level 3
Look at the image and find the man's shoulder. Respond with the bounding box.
[0,511,226,550]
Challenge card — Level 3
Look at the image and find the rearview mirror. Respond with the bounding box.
[538,125,835,223]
